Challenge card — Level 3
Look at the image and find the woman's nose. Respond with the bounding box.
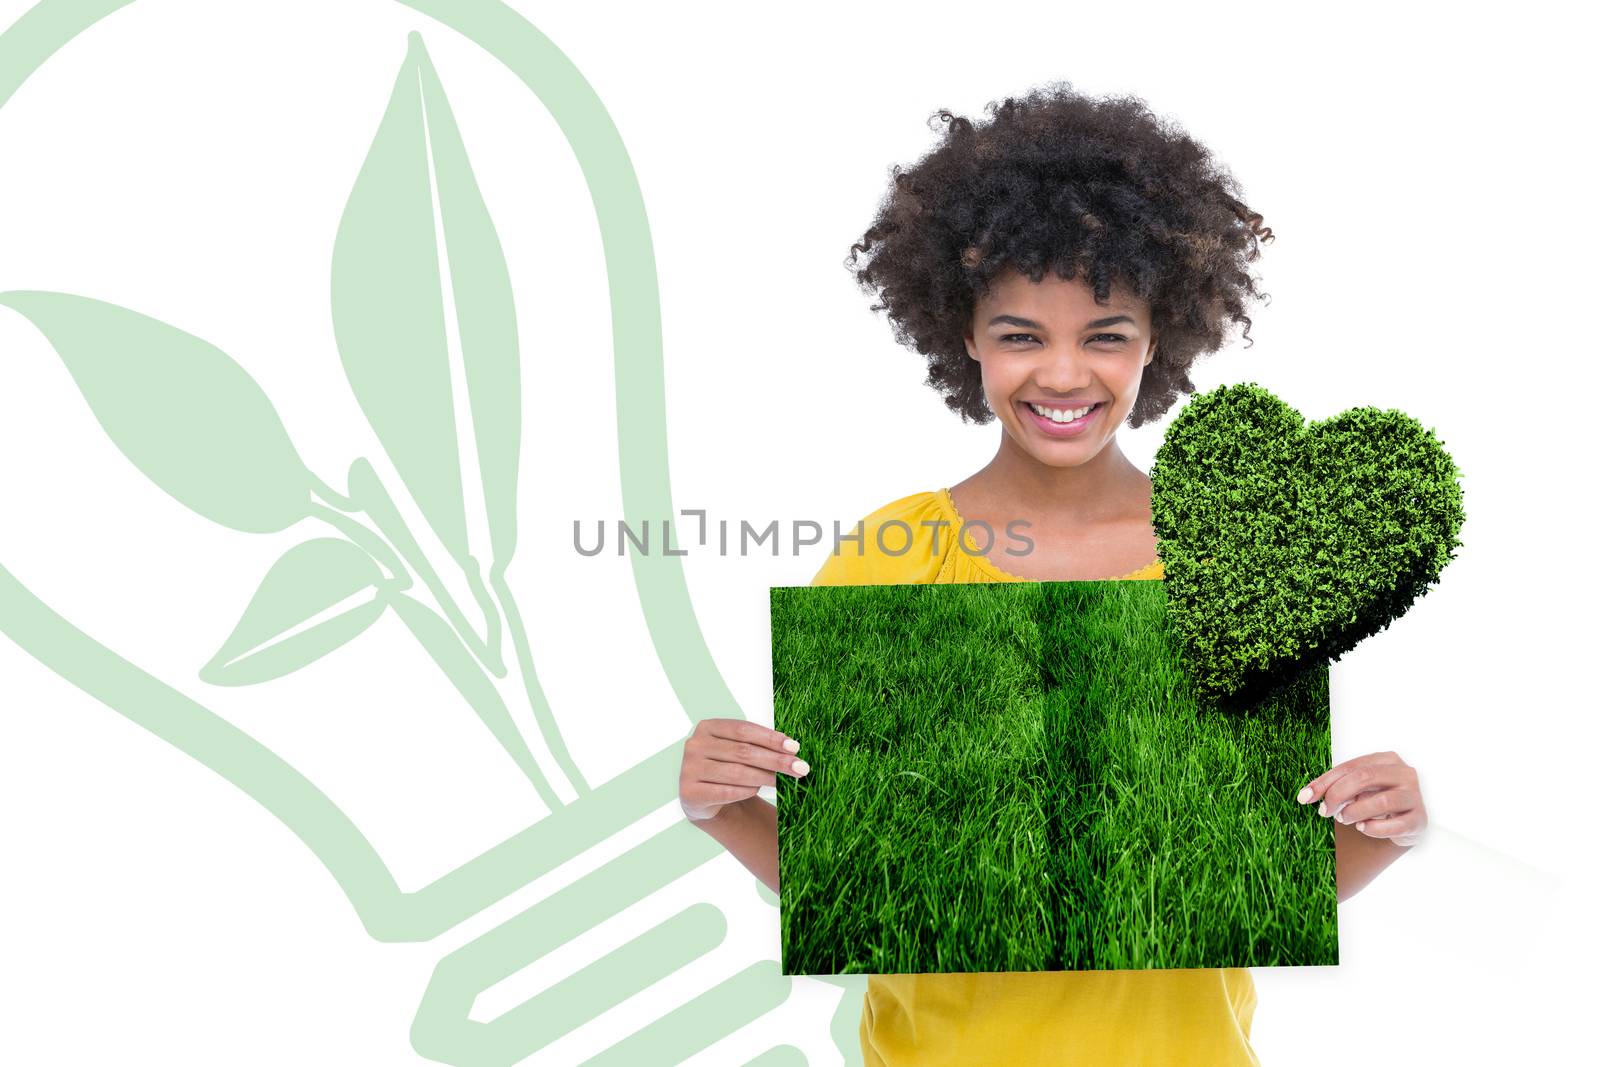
[1031,345,1094,392]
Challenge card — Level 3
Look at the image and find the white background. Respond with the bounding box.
[1,1,1594,1063]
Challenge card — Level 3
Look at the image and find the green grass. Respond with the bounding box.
[770,580,1336,975]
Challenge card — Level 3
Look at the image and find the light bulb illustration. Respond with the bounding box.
[0,3,866,1063]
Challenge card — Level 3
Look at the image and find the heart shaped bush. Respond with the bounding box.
[1150,382,1465,704]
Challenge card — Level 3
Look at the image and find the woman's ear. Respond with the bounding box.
[964,330,980,362]
[1144,337,1157,367]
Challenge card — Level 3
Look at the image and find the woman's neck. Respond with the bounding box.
[960,431,1149,528]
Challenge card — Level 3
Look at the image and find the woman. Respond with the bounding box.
[680,82,1426,1066]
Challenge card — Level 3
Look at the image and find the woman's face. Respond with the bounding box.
[963,267,1156,467]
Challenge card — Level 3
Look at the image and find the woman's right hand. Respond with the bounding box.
[679,718,810,823]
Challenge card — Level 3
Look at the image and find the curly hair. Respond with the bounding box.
[845,81,1273,428]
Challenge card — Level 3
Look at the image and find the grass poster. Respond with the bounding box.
[770,579,1337,976]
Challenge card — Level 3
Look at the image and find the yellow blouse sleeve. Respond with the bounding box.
[809,491,949,587]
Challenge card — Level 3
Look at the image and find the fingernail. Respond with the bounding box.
[1336,810,1348,823]
[782,738,800,753]
[1356,822,1366,832]
[1318,800,1328,817]
[792,759,810,776]
[1296,786,1314,804]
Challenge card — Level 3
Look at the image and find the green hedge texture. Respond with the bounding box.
[1150,382,1466,704]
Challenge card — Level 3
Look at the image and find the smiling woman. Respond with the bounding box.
[681,80,1333,1067]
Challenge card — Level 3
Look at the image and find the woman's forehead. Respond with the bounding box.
[978,269,1149,319]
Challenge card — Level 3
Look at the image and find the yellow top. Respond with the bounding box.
[810,488,1259,1067]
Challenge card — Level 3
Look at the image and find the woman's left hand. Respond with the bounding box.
[1296,751,1428,847]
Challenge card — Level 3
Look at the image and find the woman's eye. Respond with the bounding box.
[999,332,1127,346]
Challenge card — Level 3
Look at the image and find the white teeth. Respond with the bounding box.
[1028,402,1095,423]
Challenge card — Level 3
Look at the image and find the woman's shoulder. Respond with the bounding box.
[807,489,951,587]
[856,489,947,526]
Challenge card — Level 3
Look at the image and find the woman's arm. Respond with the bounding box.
[1334,818,1410,901]
[693,796,780,894]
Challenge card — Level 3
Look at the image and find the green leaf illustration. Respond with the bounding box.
[331,31,522,573]
[0,290,313,533]
[200,538,388,686]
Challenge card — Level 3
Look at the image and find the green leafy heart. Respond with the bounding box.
[1150,382,1465,704]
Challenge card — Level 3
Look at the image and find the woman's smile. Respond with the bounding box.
[1019,399,1105,438]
